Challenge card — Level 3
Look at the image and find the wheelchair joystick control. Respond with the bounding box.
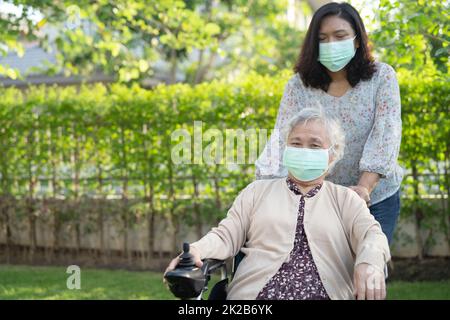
[178,242,196,267]
[164,242,206,299]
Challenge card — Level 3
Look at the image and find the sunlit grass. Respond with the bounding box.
[387,280,450,300]
[0,265,174,300]
[0,265,448,300]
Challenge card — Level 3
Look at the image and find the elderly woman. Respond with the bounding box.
[165,108,390,300]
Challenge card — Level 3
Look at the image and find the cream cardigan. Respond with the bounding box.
[191,178,390,300]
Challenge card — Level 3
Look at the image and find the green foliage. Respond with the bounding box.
[2,0,448,84]
[1,0,299,83]
[371,0,449,77]
[0,71,288,254]
[0,70,448,255]
[396,73,449,254]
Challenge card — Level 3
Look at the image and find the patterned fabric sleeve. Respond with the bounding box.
[255,76,302,179]
[359,64,402,178]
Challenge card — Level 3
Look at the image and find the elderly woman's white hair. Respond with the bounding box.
[283,107,346,172]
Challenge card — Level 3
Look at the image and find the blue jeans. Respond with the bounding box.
[368,189,401,244]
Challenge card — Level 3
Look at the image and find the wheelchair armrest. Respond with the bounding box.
[201,259,229,300]
[201,259,227,276]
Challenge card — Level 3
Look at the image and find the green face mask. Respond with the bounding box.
[318,36,356,72]
[282,146,331,182]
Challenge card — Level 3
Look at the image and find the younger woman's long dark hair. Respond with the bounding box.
[294,2,376,91]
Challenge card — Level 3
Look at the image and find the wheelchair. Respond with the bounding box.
[164,242,244,300]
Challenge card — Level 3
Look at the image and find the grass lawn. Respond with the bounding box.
[0,265,449,300]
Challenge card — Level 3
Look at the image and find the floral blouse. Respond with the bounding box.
[256,178,329,300]
[255,62,404,205]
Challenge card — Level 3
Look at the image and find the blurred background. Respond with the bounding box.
[0,0,448,299]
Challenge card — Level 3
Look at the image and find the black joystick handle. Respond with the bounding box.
[177,242,196,268]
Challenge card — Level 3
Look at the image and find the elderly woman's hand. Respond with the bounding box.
[163,246,203,284]
[353,263,386,300]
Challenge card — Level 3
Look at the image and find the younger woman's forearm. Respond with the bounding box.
[357,171,380,194]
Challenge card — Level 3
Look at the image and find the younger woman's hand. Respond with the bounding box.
[349,185,371,205]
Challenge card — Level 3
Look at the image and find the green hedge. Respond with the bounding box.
[0,70,448,257]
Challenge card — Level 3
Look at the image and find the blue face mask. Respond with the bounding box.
[318,36,357,72]
[282,146,331,182]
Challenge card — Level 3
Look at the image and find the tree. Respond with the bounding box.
[1,0,304,84]
[371,0,449,78]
